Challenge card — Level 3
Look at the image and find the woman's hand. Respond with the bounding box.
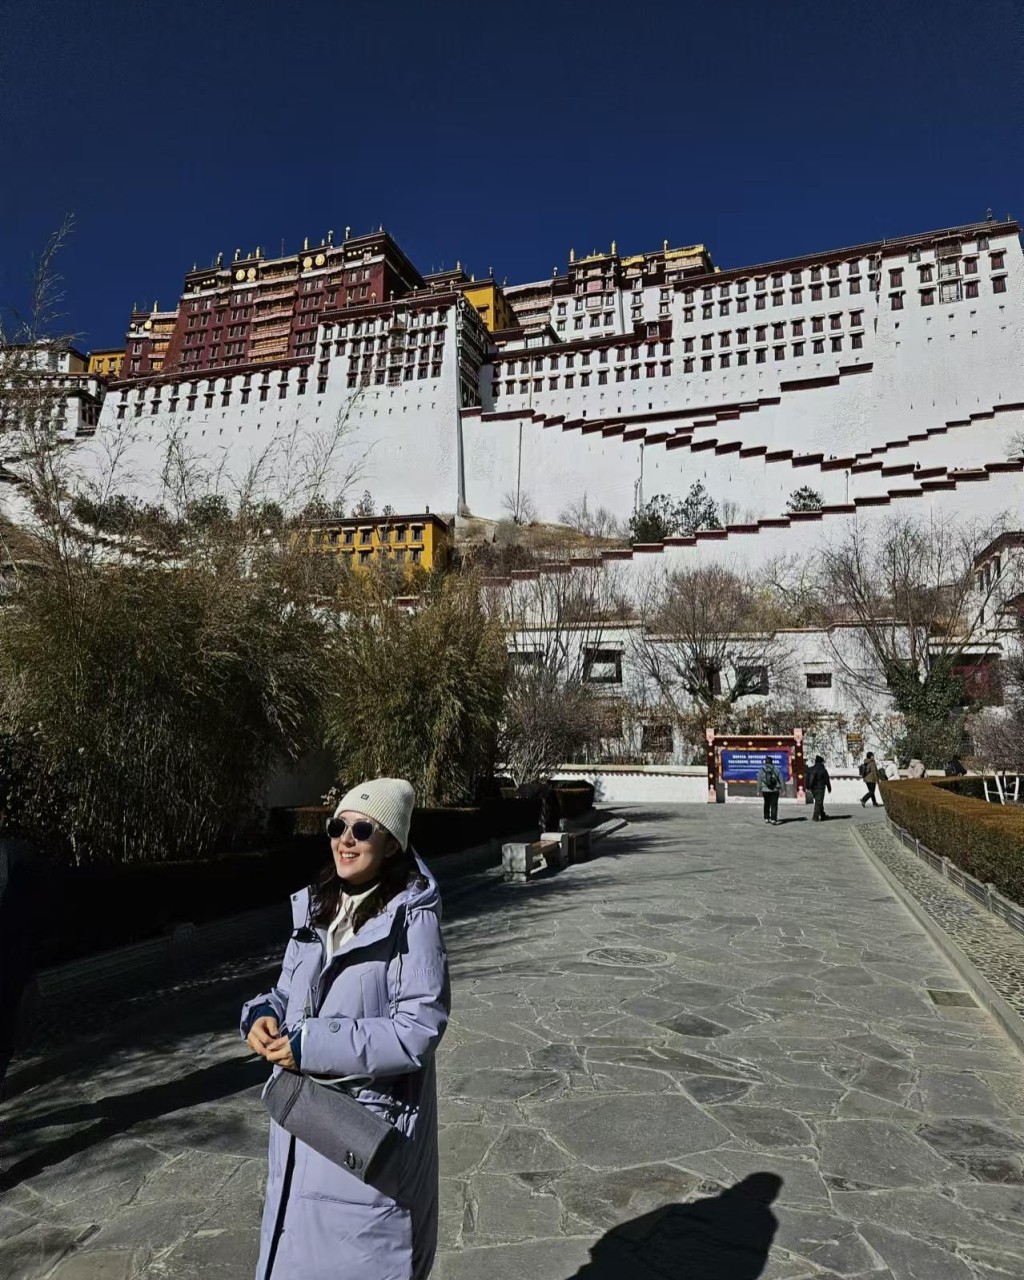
[246,1015,280,1058]
[265,1035,298,1072]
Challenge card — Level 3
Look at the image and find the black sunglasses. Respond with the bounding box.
[326,816,381,842]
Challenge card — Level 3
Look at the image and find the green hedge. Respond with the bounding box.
[555,782,596,819]
[268,797,540,859]
[879,778,1024,903]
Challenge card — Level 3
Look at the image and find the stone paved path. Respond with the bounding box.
[5,805,1024,1279]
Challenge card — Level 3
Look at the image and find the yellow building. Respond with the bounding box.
[306,512,451,573]
[461,279,516,333]
[86,348,125,378]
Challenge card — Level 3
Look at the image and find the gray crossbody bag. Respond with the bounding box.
[263,1068,397,1182]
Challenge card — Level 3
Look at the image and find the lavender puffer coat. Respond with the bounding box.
[241,856,450,1280]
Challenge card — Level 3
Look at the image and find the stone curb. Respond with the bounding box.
[591,816,629,842]
[851,823,1024,1060]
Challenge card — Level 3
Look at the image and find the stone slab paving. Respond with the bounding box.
[4,805,1024,1278]
[858,820,1024,1020]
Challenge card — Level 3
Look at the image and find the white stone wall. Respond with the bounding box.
[81,224,1023,536]
[91,307,465,514]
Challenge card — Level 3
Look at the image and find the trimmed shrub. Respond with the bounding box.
[269,796,539,861]
[879,778,1024,903]
[555,783,596,819]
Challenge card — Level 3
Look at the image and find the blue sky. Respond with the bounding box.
[2,0,1021,350]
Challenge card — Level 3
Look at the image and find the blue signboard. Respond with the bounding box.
[720,749,791,782]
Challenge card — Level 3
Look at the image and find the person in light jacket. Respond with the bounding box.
[860,752,880,806]
[242,778,450,1280]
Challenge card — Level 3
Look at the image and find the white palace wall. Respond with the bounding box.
[82,223,1024,534]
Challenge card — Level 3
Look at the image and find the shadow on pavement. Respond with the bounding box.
[566,1173,781,1279]
[0,1055,267,1190]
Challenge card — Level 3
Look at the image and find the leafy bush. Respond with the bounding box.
[323,574,507,806]
[879,778,1024,903]
[0,561,328,866]
[628,484,721,543]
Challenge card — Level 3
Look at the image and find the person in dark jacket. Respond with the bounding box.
[860,753,880,807]
[945,755,968,777]
[242,778,449,1280]
[0,821,40,1094]
[807,755,832,822]
[757,758,783,825]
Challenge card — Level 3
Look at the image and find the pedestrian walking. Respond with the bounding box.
[242,778,450,1280]
[0,817,41,1096]
[758,757,783,825]
[859,752,880,806]
[807,755,832,821]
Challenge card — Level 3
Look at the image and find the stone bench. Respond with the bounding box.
[502,830,592,882]
[502,839,560,882]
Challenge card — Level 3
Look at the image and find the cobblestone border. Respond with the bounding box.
[852,820,1024,1058]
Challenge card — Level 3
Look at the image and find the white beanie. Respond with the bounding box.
[334,778,415,851]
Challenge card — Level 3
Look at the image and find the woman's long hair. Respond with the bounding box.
[310,841,426,934]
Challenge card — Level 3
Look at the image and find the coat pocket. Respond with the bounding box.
[358,961,390,1018]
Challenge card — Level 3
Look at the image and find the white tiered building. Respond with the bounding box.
[67,214,1022,591]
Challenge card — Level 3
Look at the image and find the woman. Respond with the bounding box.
[241,778,450,1280]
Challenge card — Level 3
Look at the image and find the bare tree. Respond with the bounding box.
[630,563,796,742]
[502,486,536,527]
[490,560,615,787]
[559,493,623,539]
[819,514,1007,714]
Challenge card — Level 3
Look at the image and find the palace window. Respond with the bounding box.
[683,357,694,373]
[891,293,904,310]
[737,298,747,313]
[993,276,1007,293]
[812,316,824,333]
[755,296,766,310]
[737,280,748,295]
[719,301,730,316]
[978,235,990,250]
[702,304,713,319]
[772,323,784,339]
[737,327,749,344]
[851,333,863,349]
[793,341,805,356]
[720,353,730,368]
[830,314,842,330]
[991,251,1006,270]
[791,289,803,304]
[701,357,712,371]
[921,289,935,305]
[772,292,784,307]
[938,281,961,304]
[811,285,822,301]
[811,267,822,282]
[812,339,824,353]
[831,336,842,352]
[737,350,748,365]
[806,672,832,688]
[755,348,766,364]
[583,648,622,683]
[774,345,785,361]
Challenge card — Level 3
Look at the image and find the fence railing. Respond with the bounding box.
[886,816,1024,938]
